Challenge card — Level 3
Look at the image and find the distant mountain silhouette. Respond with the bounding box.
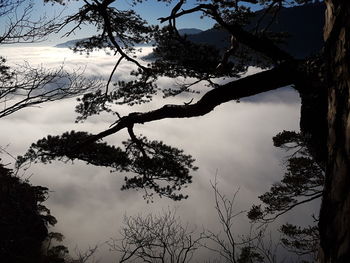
[186,2,325,59]
[55,28,202,48]
[186,27,230,50]
[178,28,203,36]
[55,37,150,48]
[250,1,325,58]
[55,38,87,48]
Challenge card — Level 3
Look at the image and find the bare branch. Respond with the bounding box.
[109,209,204,263]
[0,2,62,44]
[0,62,103,118]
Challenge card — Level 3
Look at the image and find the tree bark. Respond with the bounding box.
[319,0,350,262]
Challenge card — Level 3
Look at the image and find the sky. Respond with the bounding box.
[0,45,320,262]
[0,0,266,45]
[1,0,217,45]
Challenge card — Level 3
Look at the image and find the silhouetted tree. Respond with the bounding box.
[248,131,324,223]
[109,209,204,263]
[248,130,323,262]
[111,180,288,263]
[204,179,277,263]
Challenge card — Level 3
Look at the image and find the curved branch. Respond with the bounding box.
[106,55,123,95]
[83,61,301,146]
[262,192,323,223]
[97,3,148,70]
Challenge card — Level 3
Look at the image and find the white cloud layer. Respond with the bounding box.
[0,46,318,262]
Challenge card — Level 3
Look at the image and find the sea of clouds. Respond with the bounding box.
[0,45,319,262]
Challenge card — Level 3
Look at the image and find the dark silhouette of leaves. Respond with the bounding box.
[18,131,197,201]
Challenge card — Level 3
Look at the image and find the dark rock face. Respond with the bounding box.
[0,164,49,263]
[319,0,350,262]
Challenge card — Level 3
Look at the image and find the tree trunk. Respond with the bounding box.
[319,0,350,262]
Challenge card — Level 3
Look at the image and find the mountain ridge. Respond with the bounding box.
[55,28,203,48]
[185,2,325,59]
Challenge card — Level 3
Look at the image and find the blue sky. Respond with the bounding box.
[28,0,216,44]
[1,0,264,45]
[112,0,215,29]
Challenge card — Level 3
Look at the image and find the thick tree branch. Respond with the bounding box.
[83,61,301,145]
